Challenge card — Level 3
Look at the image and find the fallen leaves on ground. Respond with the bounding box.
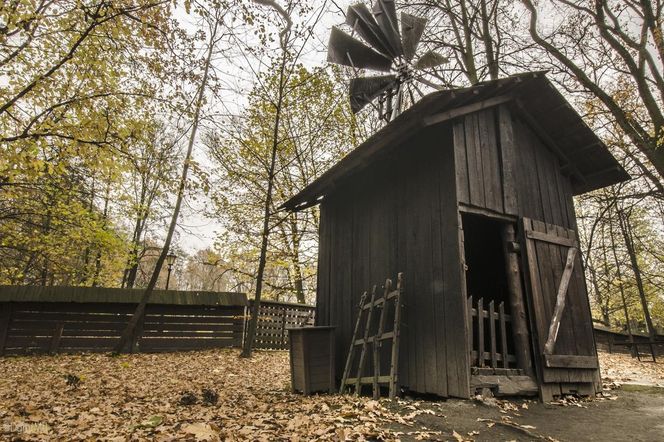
[0,349,406,441]
[1,349,661,440]
[598,350,664,387]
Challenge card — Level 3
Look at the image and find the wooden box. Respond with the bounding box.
[289,326,335,394]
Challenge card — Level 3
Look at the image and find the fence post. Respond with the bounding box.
[281,307,287,347]
[0,303,11,356]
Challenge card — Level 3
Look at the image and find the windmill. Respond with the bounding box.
[328,0,447,122]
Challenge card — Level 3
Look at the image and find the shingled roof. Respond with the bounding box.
[282,72,629,212]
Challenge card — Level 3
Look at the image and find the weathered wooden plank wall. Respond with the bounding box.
[316,127,469,398]
[453,105,576,230]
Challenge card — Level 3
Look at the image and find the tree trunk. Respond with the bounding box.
[122,187,148,288]
[608,211,634,349]
[241,50,288,358]
[114,15,220,354]
[479,0,498,80]
[618,209,656,339]
[92,180,111,286]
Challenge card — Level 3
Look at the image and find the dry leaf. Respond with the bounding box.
[182,423,219,441]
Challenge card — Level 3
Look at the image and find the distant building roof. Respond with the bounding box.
[283,72,629,212]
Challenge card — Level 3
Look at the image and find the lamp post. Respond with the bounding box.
[165,253,177,290]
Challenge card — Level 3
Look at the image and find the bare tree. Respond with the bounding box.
[521,0,664,183]
[114,5,225,353]
[240,0,293,359]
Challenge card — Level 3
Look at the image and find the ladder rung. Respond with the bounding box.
[344,375,391,385]
[353,331,395,346]
[361,290,399,310]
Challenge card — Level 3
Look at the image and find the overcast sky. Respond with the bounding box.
[173,1,350,254]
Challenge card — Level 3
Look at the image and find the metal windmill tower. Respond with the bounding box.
[327,0,447,122]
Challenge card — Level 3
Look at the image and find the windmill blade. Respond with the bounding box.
[346,3,395,59]
[349,75,397,113]
[414,74,444,91]
[400,13,427,62]
[328,27,393,72]
[372,0,402,57]
[414,50,448,69]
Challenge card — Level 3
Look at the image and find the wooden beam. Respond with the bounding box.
[525,229,577,248]
[499,302,509,369]
[339,291,368,394]
[498,105,518,215]
[459,204,517,222]
[543,247,578,355]
[373,279,391,400]
[478,297,484,368]
[543,354,598,369]
[489,300,497,368]
[344,375,391,385]
[471,375,538,396]
[423,95,513,127]
[361,289,398,309]
[501,224,534,376]
[468,296,474,365]
[354,331,394,345]
[355,285,378,395]
[389,273,403,399]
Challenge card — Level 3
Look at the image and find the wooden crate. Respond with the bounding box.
[289,326,335,395]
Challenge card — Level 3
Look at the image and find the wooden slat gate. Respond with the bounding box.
[520,218,599,400]
[467,296,517,370]
[247,300,315,350]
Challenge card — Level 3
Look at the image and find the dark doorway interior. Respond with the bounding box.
[462,213,510,307]
[461,212,517,369]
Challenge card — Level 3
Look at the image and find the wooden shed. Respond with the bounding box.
[282,72,629,401]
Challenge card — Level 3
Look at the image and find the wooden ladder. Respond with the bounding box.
[339,273,403,399]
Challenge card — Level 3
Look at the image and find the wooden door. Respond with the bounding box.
[520,218,599,398]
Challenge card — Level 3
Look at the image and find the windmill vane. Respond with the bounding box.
[327,0,447,122]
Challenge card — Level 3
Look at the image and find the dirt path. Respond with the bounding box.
[386,385,664,441]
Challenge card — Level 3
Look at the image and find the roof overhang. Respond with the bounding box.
[282,72,630,212]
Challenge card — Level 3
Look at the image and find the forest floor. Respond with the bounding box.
[0,349,663,441]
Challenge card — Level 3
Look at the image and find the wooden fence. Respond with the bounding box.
[249,299,315,350]
[0,286,315,355]
[467,296,517,371]
[593,325,664,357]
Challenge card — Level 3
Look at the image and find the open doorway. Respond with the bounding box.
[461,212,517,371]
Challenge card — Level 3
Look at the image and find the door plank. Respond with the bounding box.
[543,354,598,369]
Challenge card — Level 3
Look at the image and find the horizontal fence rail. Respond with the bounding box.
[0,286,315,355]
